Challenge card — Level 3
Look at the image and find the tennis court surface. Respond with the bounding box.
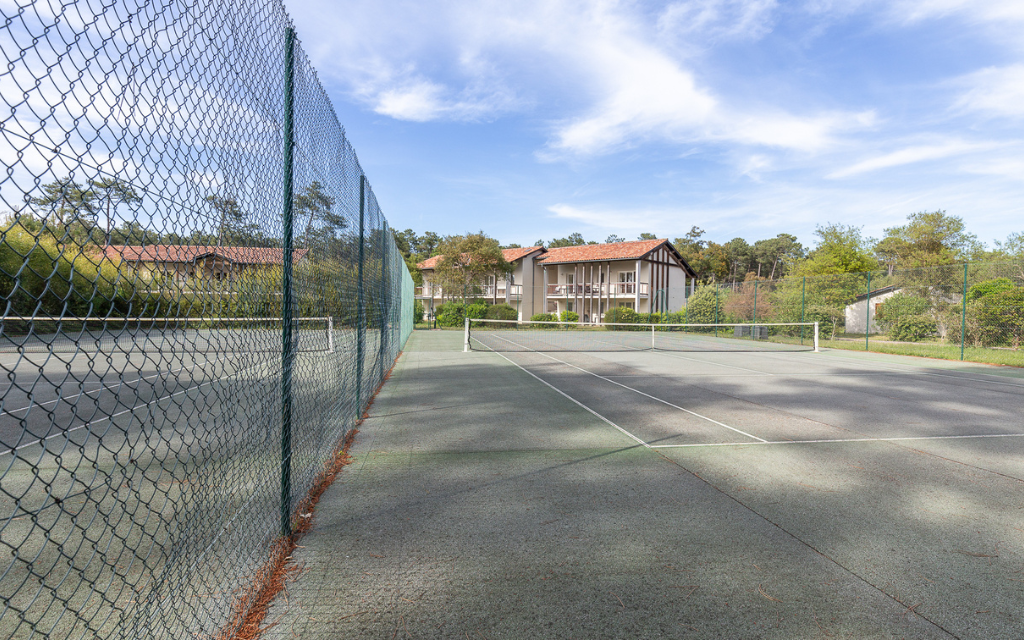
[265,330,1024,639]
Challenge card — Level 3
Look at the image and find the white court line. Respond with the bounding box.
[650,432,1024,448]
[476,333,764,443]
[474,348,649,448]
[2,351,239,415]
[529,350,767,443]
[2,359,276,456]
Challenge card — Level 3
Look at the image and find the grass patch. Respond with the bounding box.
[821,338,1024,368]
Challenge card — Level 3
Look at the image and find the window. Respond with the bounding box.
[618,271,635,283]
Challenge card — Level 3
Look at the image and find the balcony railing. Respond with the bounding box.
[415,284,522,299]
[546,282,648,297]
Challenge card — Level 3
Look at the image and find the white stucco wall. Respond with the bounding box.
[845,289,899,334]
[667,270,688,312]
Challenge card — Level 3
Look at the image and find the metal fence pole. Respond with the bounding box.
[379,221,388,378]
[865,272,871,351]
[961,262,968,361]
[753,280,758,325]
[801,276,806,344]
[714,285,719,337]
[279,26,296,538]
[356,176,366,417]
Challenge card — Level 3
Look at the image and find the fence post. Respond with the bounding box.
[753,280,758,325]
[801,276,806,345]
[279,26,296,538]
[356,176,366,419]
[379,221,388,379]
[865,272,871,351]
[714,285,719,337]
[961,262,968,361]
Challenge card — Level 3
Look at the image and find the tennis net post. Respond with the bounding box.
[814,321,820,353]
[464,316,470,352]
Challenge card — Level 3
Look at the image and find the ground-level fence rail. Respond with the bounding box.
[0,1,413,638]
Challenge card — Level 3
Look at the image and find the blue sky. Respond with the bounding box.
[284,0,1024,250]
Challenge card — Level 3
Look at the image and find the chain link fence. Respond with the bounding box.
[703,262,1024,362]
[0,1,412,638]
[413,259,1023,362]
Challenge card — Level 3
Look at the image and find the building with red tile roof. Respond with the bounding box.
[415,246,542,271]
[104,244,308,284]
[415,239,697,322]
[416,247,545,318]
[535,239,669,265]
[536,239,695,322]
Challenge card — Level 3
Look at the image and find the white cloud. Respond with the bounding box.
[826,141,994,178]
[289,0,866,156]
[373,80,447,122]
[960,157,1024,180]
[537,2,871,158]
[886,0,1024,23]
[805,0,1024,24]
[951,65,1024,119]
[658,0,778,43]
[548,203,682,234]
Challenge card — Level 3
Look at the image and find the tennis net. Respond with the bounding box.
[465,319,820,353]
[1,316,338,354]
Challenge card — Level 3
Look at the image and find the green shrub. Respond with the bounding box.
[875,293,931,340]
[0,218,122,318]
[486,303,518,321]
[683,285,719,325]
[413,300,424,323]
[974,288,1024,348]
[967,278,1015,303]
[947,282,1024,348]
[435,302,465,327]
[530,313,556,322]
[887,315,937,342]
[466,302,488,320]
[559,310,579,323]
[603,306,639,325]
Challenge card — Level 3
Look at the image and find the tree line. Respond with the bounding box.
[393,210,1023,286]
[7,177,345,250]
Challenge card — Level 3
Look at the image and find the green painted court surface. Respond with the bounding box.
[266,330,1024,639]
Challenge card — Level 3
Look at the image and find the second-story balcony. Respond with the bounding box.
[415,283,522,299]
[547,282,648,297]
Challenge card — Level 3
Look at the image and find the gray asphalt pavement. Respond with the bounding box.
[262,332,1024,638]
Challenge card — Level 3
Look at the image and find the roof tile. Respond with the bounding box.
[536,239,667,264]
[417,246,542,270]
[104,245,308,265]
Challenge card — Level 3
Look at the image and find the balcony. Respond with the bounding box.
[415,284,522,299]
[547,282,648,297]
